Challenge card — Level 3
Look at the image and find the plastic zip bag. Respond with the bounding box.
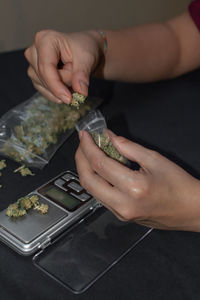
[75,110,127,164]
[0,93,102,169]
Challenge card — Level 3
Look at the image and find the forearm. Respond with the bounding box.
[97,24,180,82]
[95,12,200,82]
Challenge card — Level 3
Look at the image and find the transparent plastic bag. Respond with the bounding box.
[76,110,127,164]
[0,93,102,169]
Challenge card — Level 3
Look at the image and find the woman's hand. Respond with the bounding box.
[24,30,104,104]
[75,130,200,232]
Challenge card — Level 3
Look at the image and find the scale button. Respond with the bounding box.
[62,173,75,181]
[54,178,65,188]
[68,181,83,192]
[71,192,90,202]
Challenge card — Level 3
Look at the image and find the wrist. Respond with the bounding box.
[88,30,107,56]
[87,30,108,77]
[96,30,108,54]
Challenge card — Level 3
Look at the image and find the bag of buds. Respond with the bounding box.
[75,110,127,165]
[0,93,102,168]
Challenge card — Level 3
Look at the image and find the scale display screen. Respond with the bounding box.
[40,185,81,211]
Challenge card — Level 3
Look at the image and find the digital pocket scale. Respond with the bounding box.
[0,170,152,294]
[0,170,100,255]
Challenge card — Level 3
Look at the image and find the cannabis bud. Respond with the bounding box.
[71,92,86,109]
[6,203,27,218]
[17,196,33,210]
[14,165,34,176]
[91,132,127,164]
[34,203,49,214]
[6,194,49,218]
[29,195,40,206]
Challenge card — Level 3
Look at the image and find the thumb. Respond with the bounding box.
[107,130,154,168]
[71,57,93,96]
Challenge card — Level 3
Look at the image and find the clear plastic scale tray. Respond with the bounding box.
[33,207,152,294]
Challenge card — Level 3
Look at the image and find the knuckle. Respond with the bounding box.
[127,178,150,200]
[35,30,48,43]
[91,156,104,173]
[34,31,43,43]
[35,29,57,44]
[136,182,150,200]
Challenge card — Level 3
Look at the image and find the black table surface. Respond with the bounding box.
[0,49,200,300]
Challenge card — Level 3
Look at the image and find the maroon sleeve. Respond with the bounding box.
[189,0,200,31]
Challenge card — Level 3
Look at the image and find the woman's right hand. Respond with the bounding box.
[24,30,104,104]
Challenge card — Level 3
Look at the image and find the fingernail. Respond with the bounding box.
[59,94,71,104]
[79,80,88,95]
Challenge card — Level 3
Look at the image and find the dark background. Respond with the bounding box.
[0,50,200,300]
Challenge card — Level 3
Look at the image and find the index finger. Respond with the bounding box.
[79,131,141,192]
[75,146,129,220]
[37,43,72,104]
